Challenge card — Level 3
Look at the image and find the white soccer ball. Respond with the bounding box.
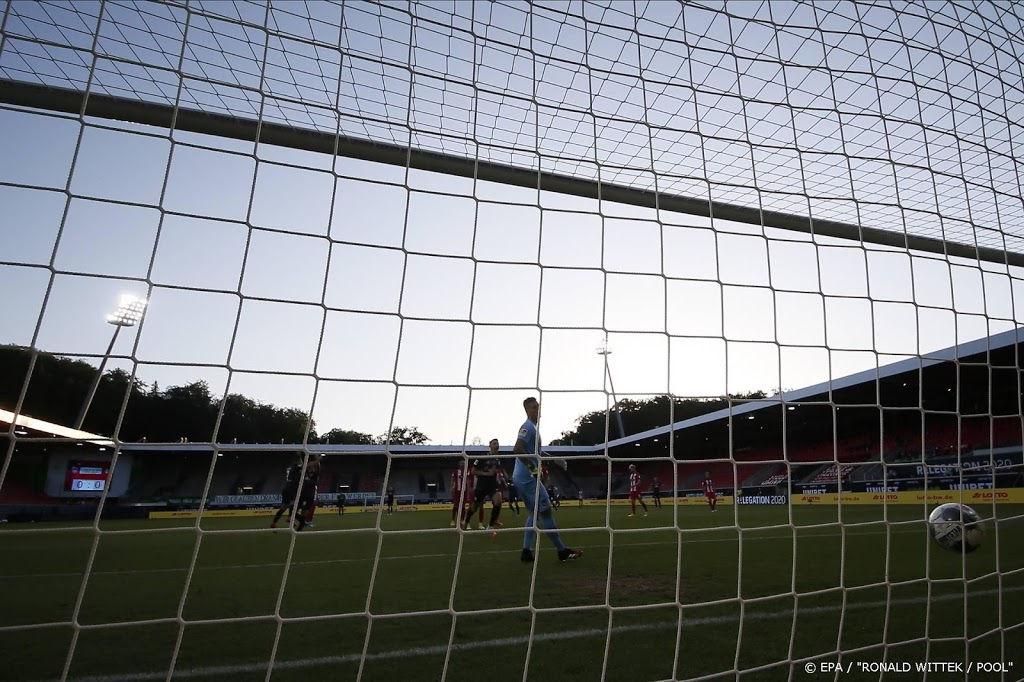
[928,503,984,553]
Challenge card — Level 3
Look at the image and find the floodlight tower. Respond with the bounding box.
[75,294,148,430]
[596,336,626,440]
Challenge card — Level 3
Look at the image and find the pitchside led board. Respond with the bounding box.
[43,451,132,498]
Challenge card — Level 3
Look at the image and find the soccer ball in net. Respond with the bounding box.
[928,503,985,553]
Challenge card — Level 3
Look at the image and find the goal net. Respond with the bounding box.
[1,1,1022,680]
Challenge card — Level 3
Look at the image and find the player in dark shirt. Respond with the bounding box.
[506,478,520,515]
[271,456,304,529]
[294,456,321,531]
[462,439,505,530]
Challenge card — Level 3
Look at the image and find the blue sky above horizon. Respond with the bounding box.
[2,1,1023,445]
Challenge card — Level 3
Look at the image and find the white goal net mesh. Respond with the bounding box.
[0,1,1022,680]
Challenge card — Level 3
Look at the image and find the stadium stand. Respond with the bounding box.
[678,461,736,489]
[760,473,789,486]
[806,464,861,485]
[0,478,53,504]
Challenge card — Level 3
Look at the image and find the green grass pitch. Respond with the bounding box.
[1,503,1022,681]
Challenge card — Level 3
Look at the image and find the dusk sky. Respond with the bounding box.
[2,1,1022,445]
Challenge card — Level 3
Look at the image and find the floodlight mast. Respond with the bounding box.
[597,337,626,440]
[74,295,148,431]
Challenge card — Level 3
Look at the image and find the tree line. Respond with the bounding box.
[0,345,428,445]
[1,345,771,448]
[549,391,770,446]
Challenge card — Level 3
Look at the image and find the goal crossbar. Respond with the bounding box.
[2,78,1017,269]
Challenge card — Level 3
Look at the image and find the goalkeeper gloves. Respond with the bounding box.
[525,463,549,478]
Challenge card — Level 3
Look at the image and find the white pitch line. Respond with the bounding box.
[2,524,931,580]
[30,585,1024,682]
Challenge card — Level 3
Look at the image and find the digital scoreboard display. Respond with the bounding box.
[65,461,110,492]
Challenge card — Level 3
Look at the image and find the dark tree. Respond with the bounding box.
[320,428,376,445]
[549,392,770,446]
[378,426,430,445]
[0,346,317,444]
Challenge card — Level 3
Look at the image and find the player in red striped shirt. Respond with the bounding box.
[450,463,466,527]
[627,464,649,517]
[702,471,717,512]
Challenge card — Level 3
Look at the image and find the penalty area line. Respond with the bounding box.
[32,585,1024,682]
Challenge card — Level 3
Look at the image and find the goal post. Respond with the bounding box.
[1,1,1022,681]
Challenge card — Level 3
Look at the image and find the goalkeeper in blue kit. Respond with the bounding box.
[513,396,582,563]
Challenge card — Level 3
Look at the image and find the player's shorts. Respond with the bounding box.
[473,476,500,501]
[281,484,299,505]
[299,485,316,506]
[514,476,552,515]
[507,487,519,502]
[652,488,661,497]
[629,491,642,500]
[705,492,716,500]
